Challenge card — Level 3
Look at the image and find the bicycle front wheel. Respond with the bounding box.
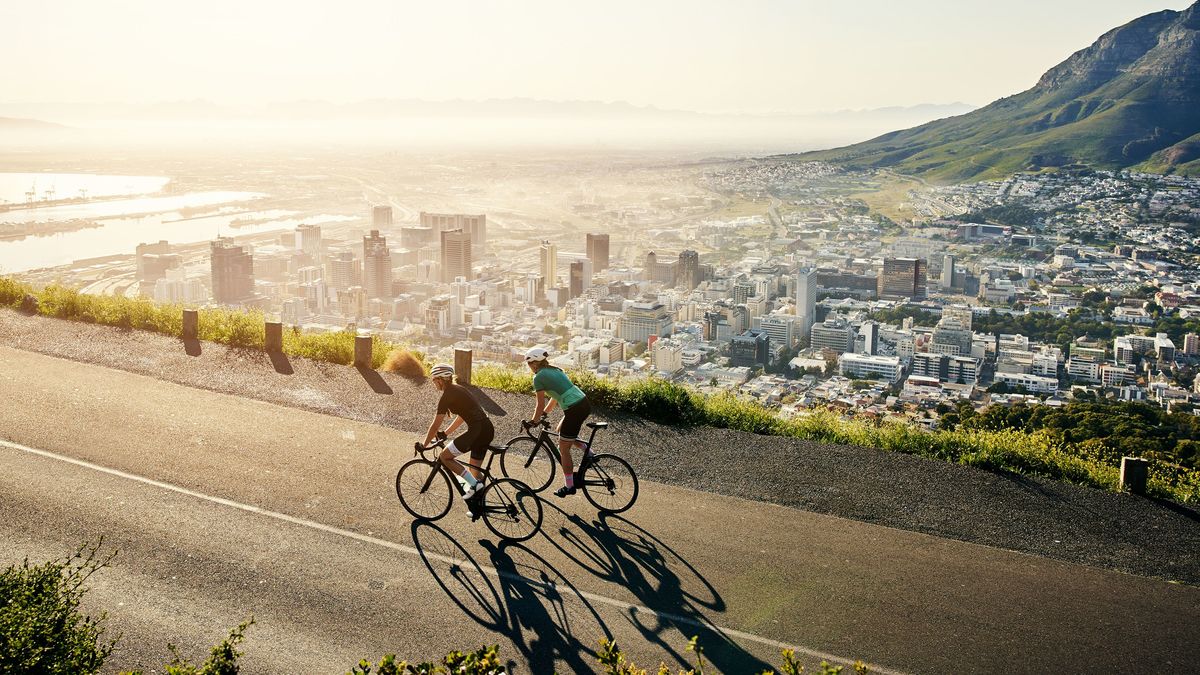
[581,453,639,514]
[479,478,544,542]
[498,436,556,493]
[396,459,453,521]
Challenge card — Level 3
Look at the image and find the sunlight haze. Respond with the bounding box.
[3,0,1192,113]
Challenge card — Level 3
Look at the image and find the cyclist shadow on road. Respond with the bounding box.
[409,520,609,673]
[537,501,773,674]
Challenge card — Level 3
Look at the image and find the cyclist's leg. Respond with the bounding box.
[466,420,494,483]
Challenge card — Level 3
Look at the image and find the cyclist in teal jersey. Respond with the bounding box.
[524,346,593,497]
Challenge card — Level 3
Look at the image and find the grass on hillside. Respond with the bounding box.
[3,276,1197,504]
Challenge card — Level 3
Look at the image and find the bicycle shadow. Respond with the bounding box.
[537,501,772,674]
[409,521,609,673]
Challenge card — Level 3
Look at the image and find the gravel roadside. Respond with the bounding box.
[2,308,1197,585]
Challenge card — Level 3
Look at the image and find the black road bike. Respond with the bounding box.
[395,436,544,542]
[499,418,639,514]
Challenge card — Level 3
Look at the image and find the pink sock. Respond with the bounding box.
[564,473,574,488]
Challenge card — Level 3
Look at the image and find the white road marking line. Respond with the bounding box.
[0,438,905,674]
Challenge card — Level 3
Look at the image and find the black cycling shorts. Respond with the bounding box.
[559,396,592,441]
[449,418,494,461]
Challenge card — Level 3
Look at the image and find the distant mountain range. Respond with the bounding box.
[0,99,973,125]
[0,116,64,129]
[792,1,1200,180]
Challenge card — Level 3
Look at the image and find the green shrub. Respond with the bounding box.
[0,276,28,307]
[0,542,115,674]
[348,646,508,675]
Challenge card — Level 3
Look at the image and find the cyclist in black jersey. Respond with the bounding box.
[422,363,494,501]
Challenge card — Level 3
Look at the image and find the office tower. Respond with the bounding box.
[372,205,393,229]
[210,237,254,305]
[810,318,854,354]
[569,259,588,299]
[362,230,394,300]
[730,330,770,367]
[795,267,817,337]
[932,318,973,356]
[540,240,558,287]
[618,302,673,345]
[678,249,700,290]
[758,314,797,349]
[136,240,170,281]
[586,233,610,271]
[859,321,878,355]
[524,275,545,304]
[440,229,473,282]
[421,212,487,256]
[296,224,323,264]
[942,254,956,288]
[733,280,756,306]
[327,250,360,291]
[878,258,927,300]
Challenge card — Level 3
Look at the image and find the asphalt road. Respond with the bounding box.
[1,345,1198,673]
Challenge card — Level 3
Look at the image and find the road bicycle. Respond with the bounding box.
[395,435,544,542]
[499,417,639,514]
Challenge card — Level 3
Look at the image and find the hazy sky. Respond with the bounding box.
[2,0,1192,114]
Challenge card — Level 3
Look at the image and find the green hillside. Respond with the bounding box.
[793,2,1200,182]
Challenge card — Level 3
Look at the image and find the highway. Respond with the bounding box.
[1,344,1197,673]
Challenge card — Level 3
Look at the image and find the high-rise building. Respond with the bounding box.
[858,321,878,355]
[733,280,756,305]
[327,250,360,291]
[1183,333,1200,356]
[569,259,593,299]
[586,233,610,271]
[878,258,927,300]
[540,240,558,287]
[678,249,701,290]
[372,205,393,229]
[363,230,393,300]
[730,330,770,367]
[618,302,673,345]
[758,314,797,349]
[210,237,254,305]
[440,229,473,282]
[136,240,170,281]
[941,254,956,288]
[795,267,817,338]
[932,318,973,356]
[296,224,322,264]
[421,212,486,256]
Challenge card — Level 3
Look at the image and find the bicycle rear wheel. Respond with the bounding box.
[396,459,453,521]
[581,453,639,514]
[498,436,556,493]
[479,478,544,542]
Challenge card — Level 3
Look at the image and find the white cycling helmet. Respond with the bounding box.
[524,346,551,363]
[430,363,454,380]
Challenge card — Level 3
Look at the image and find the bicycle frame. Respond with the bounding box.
[520,419,604,465]
[413,438,503,502]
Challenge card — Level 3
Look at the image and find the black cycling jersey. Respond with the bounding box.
[436,382,487,426]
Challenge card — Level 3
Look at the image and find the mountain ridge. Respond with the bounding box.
[788,1,1200,181]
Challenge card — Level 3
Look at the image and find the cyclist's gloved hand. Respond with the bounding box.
[436,431,447,441]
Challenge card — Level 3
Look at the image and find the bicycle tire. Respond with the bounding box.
[498,436,556,493]
[581,453,639,514]
[396,458,453,521]
[480,478,544,542]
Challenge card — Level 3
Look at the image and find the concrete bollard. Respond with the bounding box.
[265,321,283,353]
[354,334,374,368]
[455,347,473,386]
[1120,456,1149,495]
[182,309,198,340]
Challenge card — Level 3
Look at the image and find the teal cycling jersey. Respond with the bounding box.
[532,367,586,409]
